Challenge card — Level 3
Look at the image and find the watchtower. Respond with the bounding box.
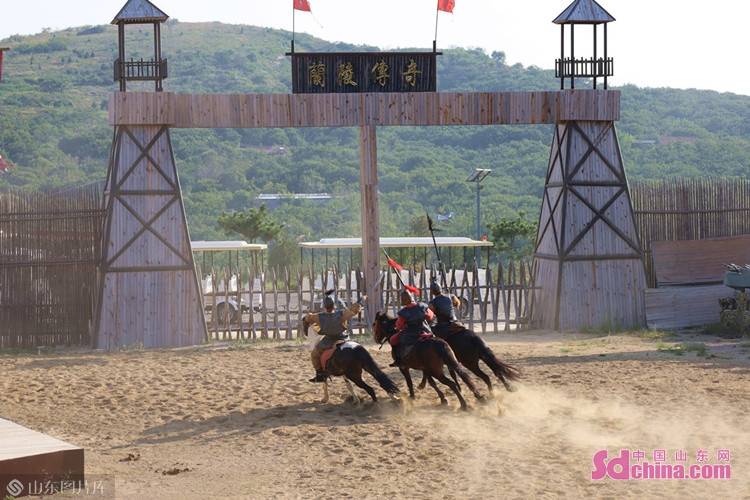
[95,0,205,349]
[554,0,614,89]
[112,0,168,92]
[532,0,646,330]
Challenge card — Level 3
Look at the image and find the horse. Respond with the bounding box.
[419,323,521,393]
[372,312,484,410]
[302,317,400,405]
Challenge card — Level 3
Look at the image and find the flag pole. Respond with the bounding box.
[292,3,296,52]
[434,3,440,49]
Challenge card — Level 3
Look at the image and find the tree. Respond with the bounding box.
[487,213,537,258]
[408,215,431,237]
[217,205,282,243]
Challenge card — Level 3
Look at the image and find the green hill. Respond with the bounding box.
[2,22,750,247]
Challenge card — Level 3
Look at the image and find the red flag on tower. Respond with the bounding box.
[438,0,455,13]
[294,0,311,12]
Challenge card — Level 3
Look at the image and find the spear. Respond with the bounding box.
[426,212,449,291]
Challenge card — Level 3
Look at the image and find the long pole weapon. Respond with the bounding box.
[426,212,449,290]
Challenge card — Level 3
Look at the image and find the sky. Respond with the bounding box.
[2,0,750,95]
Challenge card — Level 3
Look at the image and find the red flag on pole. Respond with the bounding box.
[294,0,311,12]
[404,284,421,296]
[437,0,455,13]
[387,258,404,273]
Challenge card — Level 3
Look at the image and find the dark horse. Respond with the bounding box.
[302,317,400,404]
[421,324,521,393]
[373,312,484,410]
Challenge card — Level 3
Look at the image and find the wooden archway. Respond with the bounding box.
[96,89,640,348]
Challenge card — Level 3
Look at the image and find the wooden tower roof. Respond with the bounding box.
[553,0,615,24]
[111,0,169,25]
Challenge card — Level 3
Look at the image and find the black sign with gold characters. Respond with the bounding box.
[288,52,439,94]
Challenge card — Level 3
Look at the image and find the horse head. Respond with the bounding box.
[372,311,396,345]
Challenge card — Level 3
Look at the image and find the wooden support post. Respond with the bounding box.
[94,125,207,349]
[532,121,646,331]
[359,125,381,324]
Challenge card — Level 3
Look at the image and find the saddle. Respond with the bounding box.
[321,340,359,371]
[433,322,466,337]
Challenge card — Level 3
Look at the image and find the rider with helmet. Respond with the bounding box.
[428,278,463,337]
[304,291,366,383]
[390,288,435,367]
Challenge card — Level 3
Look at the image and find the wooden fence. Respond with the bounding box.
[0,184,104,348]
[198,261,537,341]
[631,177,750,287]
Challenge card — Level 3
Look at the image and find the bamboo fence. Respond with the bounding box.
[0,183,104,348]
[631,177,750,287]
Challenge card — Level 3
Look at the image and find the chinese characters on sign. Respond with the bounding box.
[371,60,390,87]
[337,62,358,87]
[291,52,437,93]
[403,59,421,87]
[309,62,325,89]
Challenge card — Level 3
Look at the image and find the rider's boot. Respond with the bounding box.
[389,349,401,368]
[309,369,328,383]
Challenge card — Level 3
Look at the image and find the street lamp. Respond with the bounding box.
[466,168,492,265]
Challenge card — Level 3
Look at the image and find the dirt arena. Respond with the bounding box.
[1,331,749,499]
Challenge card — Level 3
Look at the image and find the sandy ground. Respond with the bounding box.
[1,331,750,499]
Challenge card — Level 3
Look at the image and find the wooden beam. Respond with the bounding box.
[359,125,381,323]
[109,90,620,128]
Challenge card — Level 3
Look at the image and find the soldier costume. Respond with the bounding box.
[304,293,365,382]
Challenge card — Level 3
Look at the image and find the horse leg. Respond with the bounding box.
[465,358,493,394]
[434,372,468,411]
[400,367,415,399]
[347,372,377,402]
[448,368,461,390]
[321,379,330,404]
[426,375,448,406]
[418,373,428,390]
[344,377,361,406]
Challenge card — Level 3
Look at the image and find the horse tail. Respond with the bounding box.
[359,347,400,396]
[473,335,521,383]
[436,340,479,396]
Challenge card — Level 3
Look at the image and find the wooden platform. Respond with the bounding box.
[652,235,750,287]
[109,89,620,128]
[0,418,83,496]
[645,285,728,330]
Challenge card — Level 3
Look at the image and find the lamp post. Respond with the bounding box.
[466,168,492,265]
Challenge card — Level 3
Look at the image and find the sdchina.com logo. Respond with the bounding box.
[592,449,731,481]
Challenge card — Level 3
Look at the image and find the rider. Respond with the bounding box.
[304,292,366,383]
[390,288,435,367]
[428,278,463,337]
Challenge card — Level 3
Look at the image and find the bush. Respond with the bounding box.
[77,26,106,36]
[15,39,67,54]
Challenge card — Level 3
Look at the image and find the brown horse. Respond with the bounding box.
[302,317,400,404]
[420,324,521,393]
[373,312,484,410]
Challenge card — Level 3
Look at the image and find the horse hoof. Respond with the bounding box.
[460,405,469,412]
[440,399,448,406]
[506,384,518,393]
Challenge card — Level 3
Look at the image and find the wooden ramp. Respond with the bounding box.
[0,418,83,497]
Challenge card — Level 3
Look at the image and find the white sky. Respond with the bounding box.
[2,0,749,95]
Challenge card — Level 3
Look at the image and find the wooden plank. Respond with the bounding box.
[359,125,381,323]
[651,235,750,287]
[109,90,621,128]
[0,417,84,495]
[645,285,728,330]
